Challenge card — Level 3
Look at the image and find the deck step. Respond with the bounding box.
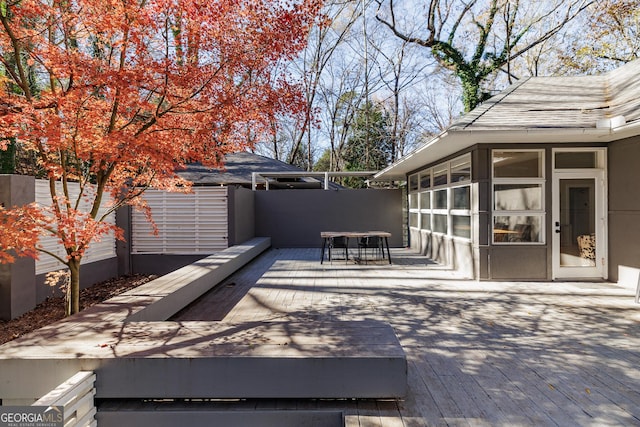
[97,408,342,427]
[0,321,406,401]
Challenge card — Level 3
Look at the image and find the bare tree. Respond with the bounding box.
[318,61,367,172]
[284,0,363,169]
[371,36,433,162]
[375,0,593,112]
[564,0,640,72]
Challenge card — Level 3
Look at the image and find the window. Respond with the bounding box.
[420,213,431,230]
[409,174,419,192]
[493,216,541,243]
[493,150,542,178]
[453,186,470,210]
[433,167,448,187]
[433,214,447,233]
[420,192,430,209]
[451,185,471,238]
[494,184,542,211]
[408,154,472,241]
[420,170,431,190]
[409,193,418,210]
[553,150,602,169]
[451,154,471,183]
[433,189,447,209]
[492,150,544,244]
[409,212,419,228]
[453,216,471,239]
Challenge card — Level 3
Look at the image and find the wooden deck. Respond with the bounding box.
[169,247,640,427]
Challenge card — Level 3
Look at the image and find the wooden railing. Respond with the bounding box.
[32,371,96,427]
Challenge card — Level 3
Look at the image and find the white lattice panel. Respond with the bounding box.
[131,187,228,254]
[35,180,116,274]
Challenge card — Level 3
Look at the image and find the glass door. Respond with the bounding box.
[552,171,606,279]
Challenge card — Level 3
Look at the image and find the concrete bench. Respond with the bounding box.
[0,237,407,406]
[0,321,406,402]
[124,237,271,322]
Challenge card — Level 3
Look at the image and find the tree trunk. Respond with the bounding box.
[461,75,482,113]
[68,258,81,315]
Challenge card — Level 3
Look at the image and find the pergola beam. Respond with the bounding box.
[251,171,379,190]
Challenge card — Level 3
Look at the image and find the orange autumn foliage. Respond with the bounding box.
[0,0,322,313]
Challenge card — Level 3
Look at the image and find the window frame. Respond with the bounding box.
[408,154,472,241]
[491,149,545,245]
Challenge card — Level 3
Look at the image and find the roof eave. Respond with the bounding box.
[373,127,614,181]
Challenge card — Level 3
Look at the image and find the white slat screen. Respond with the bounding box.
[131,187,228,254]
[35,180,117,274]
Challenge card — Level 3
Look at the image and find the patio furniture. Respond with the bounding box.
[358,236,384,263]
[321,231,392,264]
[509,224,532,242]
[329,236,349,264]
[493,222,510,242]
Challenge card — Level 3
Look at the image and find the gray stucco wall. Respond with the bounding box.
[35,257,119,302]
[608,135,640,283]
[130,254,208,276]
[0,175,123,318]
[228,186,255,246]
[0,175,36,320]
[255,189,403,248]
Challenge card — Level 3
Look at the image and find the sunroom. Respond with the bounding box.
[374,59,640,285]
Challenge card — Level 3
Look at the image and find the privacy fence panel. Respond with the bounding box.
[131,187,228,254]
[35,180,116,275]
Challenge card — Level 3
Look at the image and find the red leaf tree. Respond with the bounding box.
[0,0,321,314]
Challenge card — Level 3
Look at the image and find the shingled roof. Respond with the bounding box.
[178,151,343,189]
[375,60,640,180]
[177,152,300,186]
[451,60,640,131]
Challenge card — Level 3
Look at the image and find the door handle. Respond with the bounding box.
[555,221,561,233]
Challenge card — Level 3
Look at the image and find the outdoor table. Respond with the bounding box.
[320,231,392,264]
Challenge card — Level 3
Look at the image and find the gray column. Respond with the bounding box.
[0,174,36,320]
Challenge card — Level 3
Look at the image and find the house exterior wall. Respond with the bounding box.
[477,145,553,281]
[407,144,612,281]
[608,134,640,284]
[255,189,403,248]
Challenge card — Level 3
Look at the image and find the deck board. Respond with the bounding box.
[174,247,640,426]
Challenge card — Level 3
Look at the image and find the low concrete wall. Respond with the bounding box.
[255,189,403,248]
[131,254,208,276]
[35,257,119,302]
[410,229,475,279]
[126,237,271,322]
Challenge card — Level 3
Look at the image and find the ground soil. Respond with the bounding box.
[0,274,156,345]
